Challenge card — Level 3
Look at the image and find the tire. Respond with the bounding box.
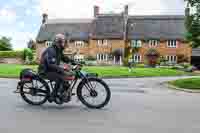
[77,78,111,109]
[20,78,50,105]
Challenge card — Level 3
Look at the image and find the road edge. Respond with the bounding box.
[163,82,200,93]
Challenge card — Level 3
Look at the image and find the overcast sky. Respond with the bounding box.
[0,0,185,49]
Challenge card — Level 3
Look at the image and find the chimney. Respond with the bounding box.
[124,5,129,16]
[185,2,190,16]
[94,6,100,17]
[42,13,48,24]
[123,5,129,41]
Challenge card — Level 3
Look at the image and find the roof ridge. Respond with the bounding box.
[46,18,93,24]
[128,15,185,19]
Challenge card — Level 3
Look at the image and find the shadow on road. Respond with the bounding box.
[14,103,110,112]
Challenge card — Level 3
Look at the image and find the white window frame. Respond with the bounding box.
[133,54,141,63]
[166,55,177,64]
[96,53,108,61]
[167,40,177,48]
[97,40,102,46]
[45,41,53,47]
[131,40,142,48]
[103,40,108,46]
[149,40,159,47]
[74,54,84,62]
[97,40,108,46]
[74,41,84,47]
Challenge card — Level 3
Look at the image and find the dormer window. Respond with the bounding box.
[149,40,159,47]
[45,41,53,47]
[167,40,177,48]
[131,40,142,48]
[75,41,85,47]
[97,40,108,46]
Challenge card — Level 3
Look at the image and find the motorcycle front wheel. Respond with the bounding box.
[77,78,111,109]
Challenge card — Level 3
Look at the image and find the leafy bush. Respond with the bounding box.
[28,59,39,65]
[123,57,129,66]
[22,48,34,64]
[85,61,97,66]
[185,66,197,72]
[0,51,23,58]
[177,54,189,63]
[171,65,184,70]
[135,63,145,68]
[78,60,86,65]
[159,56,168,66]
[85,56,96,61]
[179,62,191,69]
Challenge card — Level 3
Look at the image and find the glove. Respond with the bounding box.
[77,64,82,71]
[57,67,65,74]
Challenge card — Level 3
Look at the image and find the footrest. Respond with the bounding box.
[13,89,20,94]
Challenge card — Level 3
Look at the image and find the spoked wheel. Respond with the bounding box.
[20,78,50,105]
[77,78,111,109]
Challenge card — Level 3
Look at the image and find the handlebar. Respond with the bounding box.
[72,64,82,71]
[63,64,82,71]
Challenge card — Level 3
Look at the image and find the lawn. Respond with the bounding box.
[83,66,188,77]
[0,64,190,78]
[0,64,37,78]
[169,78,200,90]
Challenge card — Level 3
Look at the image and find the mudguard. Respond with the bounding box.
[80,71,98,78]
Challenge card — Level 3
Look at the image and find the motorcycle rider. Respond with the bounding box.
[38,33,80,102]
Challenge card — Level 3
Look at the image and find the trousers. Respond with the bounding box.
[46,71,74,95]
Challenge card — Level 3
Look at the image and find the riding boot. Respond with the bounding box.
[62,81,71,102]
[57,82,64,96]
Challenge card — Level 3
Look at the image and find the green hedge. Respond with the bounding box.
[0,51,23,58]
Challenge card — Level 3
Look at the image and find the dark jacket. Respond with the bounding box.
[38,45,77,74]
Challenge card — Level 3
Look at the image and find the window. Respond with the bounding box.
[167,40,177,48]
[97,40,108,46]
[133,54,141,63]
[74,41,84,47]
[45,41,53,47]
[149,40,159,47]
[166,55,177,63]
[97,40,102,46]
[74,55,84,62]
[103,40,108,46]
[96,53,108,61]
[131,40,142,48]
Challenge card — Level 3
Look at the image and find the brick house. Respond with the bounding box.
[35,5,191,65]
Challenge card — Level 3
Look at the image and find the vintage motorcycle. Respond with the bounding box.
[14,65,111,109]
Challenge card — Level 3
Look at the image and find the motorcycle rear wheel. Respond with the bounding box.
[20,79,49,105]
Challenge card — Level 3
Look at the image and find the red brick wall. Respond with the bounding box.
[127,40,191,63]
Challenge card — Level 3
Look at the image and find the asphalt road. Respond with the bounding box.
[0,76,200,133]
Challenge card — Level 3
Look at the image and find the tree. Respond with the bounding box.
[185,0,200,48]
[0,37,12,51]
